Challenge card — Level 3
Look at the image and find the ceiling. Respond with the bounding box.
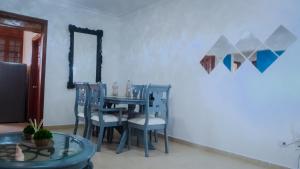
[67,0,163,17]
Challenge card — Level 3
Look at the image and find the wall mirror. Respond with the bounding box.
[265,25,297,57]
[235,33,264,58]
[67,25,103,89]
[223,52,245,72]
[200,25,297,74]
[248,25,297,73]
[200,36,237,73]
[221,39,247,72]
[249,45,278,73]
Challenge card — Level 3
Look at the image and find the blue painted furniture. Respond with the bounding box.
[87,83,111,142]
[104,96,146,154]
[0,132,95,169]
[128,84,146,114]
[128,85,147,145]
[73,83,90,138]
[87,83,126,152]
[128,84,171,157]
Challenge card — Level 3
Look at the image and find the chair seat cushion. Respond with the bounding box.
[91,114,127,123]
[128,117,165,125]
[78,113,85,118]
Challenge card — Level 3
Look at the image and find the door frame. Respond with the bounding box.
[0,10,48,121]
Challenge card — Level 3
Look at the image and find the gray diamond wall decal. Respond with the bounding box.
[235,33,264,58]
[265,25,297,57]
[223,52,246,72]
[200,36,235,74]
[200,25,297,74]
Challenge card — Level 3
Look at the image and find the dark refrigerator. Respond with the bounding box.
[0,61,27,123]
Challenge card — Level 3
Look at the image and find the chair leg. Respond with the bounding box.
[149,130,152,143]
[109,128,114,143]
[106,128,109,142]
[87,123,92,140]
[144,130,149,157]
[154,130,158,143]
[164,128,169,154]
[136,129,140,147]
[97,126,105,152]
[102,128,106,142]
[137,137,140,147]
[83,124,88,138]
[73,119,79,135]
[128,127,131,150]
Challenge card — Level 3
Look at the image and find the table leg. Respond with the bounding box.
[148,142,156,150]
[116,129,155,154]
[116,129,128,154]
[84,160,93,169]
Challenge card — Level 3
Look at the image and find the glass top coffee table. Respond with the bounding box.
[0,132,95,169]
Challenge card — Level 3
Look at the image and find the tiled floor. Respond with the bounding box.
[54,127,279,169]
[0,123,27,134]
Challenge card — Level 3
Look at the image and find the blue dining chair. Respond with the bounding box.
[128,84,146,114]
[128,84,171,157]
[127,84,146,146]
[88,83,112,141]
[87,82,127,152]
[73,82,90,138]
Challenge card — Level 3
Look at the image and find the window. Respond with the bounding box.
[0,27,23,63]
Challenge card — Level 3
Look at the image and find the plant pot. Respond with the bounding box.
[34,139,50,147]
[24,134,33,140]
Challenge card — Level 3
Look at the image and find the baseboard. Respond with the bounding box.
[44,125,289,169]
[157,134,289,169]
[44,124,79,130]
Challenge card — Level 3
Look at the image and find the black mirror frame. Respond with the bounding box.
[67,24,103,89]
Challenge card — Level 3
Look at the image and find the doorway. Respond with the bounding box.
[0,10,48,123]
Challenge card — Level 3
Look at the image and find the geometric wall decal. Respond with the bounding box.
[249,45,279,73]
[223,52,246,72]
[200,36,235,73]
[200,55,218,74]
[235,33,264,58]
[199,25,297,74]
[265,25,297,57]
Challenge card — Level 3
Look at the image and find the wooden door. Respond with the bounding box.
[27,35,41,121]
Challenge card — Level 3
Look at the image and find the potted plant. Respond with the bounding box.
[33,129,53,147]
[23,125,35,140]
[29,118,43,132]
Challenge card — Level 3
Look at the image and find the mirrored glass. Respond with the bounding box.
[249,45,278,73]
[200,36,235,73]
[223,52,245,72]
[73,32,97,83]
[265,25,297,57]
[235,33,264,58]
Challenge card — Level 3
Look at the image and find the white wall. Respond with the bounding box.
[0,0,121,126]
[118,0,300,168]
[1,0,300,168]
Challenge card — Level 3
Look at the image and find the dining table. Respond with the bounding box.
[104,96,149,154]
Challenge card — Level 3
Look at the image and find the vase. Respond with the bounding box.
[34,139,50,147]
